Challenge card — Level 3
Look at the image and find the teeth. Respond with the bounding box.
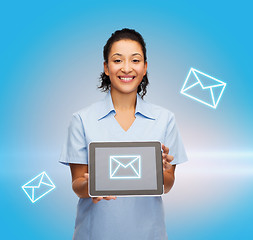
[120,77,134,80]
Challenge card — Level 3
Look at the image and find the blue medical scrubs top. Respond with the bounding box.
[59,90,188,240]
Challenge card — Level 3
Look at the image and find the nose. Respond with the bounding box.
[121,61,132,73]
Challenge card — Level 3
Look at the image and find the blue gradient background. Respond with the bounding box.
[1,0,252,239]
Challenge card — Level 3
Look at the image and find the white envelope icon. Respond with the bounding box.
[22,171,55,203]
[110,155,141,179]
[181,68,226,109]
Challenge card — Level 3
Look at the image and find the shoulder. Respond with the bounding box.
[71,98,104,121]
[144,99,175,121]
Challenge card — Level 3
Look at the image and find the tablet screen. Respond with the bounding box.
[89,141,163,196]
[95,146,157,191]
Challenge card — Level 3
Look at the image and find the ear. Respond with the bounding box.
[143,61,147,76]
[104,62,109,76]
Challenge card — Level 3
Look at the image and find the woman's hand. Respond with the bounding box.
[161,143,176,194]
[84,173,117,204]
[161,143,174,172]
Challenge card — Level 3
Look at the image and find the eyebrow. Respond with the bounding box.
[111,53,142,58]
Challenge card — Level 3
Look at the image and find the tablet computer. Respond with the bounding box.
[88,141,163,197]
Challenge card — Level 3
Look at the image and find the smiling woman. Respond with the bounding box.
[103,39,147,97]
[98,28,149,99]
[59,28,188,240]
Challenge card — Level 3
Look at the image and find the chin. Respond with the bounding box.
[112,86,138,95]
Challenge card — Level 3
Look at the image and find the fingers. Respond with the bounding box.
[92,197,103,204]
[161,144,173,172]
[162,153,174,163]
[103,196,117,200]
[163,160,172,171]
[84,173,89,181]
[92,196,117,204]
[161,143,169,154]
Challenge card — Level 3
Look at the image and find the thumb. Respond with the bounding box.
[84,173,89,181]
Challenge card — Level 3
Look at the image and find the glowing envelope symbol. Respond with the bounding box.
[181,68,226,109]
[110,155,141,179]
[22,171,55,203]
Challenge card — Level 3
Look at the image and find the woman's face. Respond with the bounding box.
[104,39,147,95]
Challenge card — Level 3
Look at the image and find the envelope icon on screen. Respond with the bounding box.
[110,155,141,179]
[22,171,55,203]
[181,68,226,109]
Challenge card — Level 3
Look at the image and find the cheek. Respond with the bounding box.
[136,65,146,75]
[109,65,121,75]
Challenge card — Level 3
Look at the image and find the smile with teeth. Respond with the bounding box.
[118,76,135,82]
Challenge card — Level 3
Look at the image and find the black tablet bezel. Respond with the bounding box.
[88,141,164,197]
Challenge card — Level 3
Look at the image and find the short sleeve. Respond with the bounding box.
[164,114,188,165]
[59,113,88,166]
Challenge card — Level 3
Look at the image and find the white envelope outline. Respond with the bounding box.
[110,155,141,179]
[181,68,226,109]
[22,171,55,203]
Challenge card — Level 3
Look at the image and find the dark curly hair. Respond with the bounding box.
[97,28,149,99]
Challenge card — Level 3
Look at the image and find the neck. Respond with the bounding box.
[110,88,137,111]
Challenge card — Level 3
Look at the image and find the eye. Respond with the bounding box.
[133,59,140,63]
[114,59,121,63]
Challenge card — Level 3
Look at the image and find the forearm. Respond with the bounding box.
[163,170,175,194]
[72,177,90,198]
